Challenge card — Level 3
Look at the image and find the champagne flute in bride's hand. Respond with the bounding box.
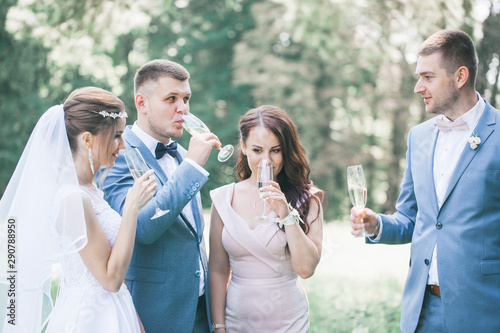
[254,159,274,224]
[124,148,169,219]
[181,112,234,162]
[347,165,367,237]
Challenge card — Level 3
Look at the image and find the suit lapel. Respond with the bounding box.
[414,121,440,217]
[440,103,496,210]
[427,125,440,217]
[123,126,168,186]
[173,148,203,243]
[191,197,203,243]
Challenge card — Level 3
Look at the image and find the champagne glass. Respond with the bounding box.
[124,148,169,219]
[347,165,367,237]
[181,112,234,162]
[254,159,274,224]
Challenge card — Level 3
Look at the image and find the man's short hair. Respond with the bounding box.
[134,59,190,94]
[418,30,478,88]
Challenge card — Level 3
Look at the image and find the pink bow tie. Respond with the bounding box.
[435,118,469,132]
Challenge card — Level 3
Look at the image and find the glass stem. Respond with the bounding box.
[262,199,266,217]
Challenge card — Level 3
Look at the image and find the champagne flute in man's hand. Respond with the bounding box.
[347,165,367,237]
[124,148,169,219]
[181,112,234,162]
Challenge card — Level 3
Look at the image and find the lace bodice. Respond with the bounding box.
[57,186,122,289]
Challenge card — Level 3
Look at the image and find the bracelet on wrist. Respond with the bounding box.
[273,203,304,228]
[212,323,226,332]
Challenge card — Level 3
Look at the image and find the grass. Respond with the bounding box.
[302,221,410,333]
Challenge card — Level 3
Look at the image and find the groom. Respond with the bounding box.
[351,30,500,332]
[100,59,220,332]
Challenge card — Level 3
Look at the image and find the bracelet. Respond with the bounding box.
[212,323,226,332]
[273,203,304,228]
[365,219,380,238]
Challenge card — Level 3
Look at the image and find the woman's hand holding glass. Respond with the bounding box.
[124,169,157,214]
[124,148,169,219]
[258,180,289,219]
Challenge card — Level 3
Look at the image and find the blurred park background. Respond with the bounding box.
[1,0,500,220]
[1,1,500,331]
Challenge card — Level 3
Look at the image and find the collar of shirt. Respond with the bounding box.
[131,122,174,159]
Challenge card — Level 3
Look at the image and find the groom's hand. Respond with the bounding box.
[350,207,378,237]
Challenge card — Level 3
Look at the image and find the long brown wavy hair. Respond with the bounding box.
[236,105,323,234]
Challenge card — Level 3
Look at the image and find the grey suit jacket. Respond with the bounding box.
[100,126,211,333]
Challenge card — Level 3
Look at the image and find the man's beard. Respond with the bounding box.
[431,81,460,116]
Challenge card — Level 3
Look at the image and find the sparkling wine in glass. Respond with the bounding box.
[347,165,367,237]
[181,112,234,162]
[254,159,274,224]
[124,148,169,219]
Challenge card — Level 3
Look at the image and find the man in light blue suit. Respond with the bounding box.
[351,30,500,332]
[100,60,220,332]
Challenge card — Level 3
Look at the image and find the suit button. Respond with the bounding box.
[436,222,442,229]
[187,194,192,199]
[195,270,201,277]
[195,182,200,187]
[424,259,430,265]
[189,190,194,195]
[192,186,197,191]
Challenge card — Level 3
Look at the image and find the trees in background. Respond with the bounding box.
[1,0,499,220]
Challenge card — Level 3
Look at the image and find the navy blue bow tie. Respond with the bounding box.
[155,141,178,159]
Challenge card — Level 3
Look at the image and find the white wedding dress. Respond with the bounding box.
[46,186,140,333]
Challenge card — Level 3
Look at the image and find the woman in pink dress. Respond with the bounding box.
[209,105,324,333]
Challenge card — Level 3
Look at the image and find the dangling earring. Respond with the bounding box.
[88,148,95,175]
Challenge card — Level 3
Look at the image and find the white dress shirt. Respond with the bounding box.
[131,123,208,296]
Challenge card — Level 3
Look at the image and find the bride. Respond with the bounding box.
[0,87,156,332]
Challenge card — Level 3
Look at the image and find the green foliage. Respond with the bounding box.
[1,0,499,221]
[116,0,259,201]
[0,0,52,192]
[477,9,500,107]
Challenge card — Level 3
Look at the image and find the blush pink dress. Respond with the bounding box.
[210,183,310,333]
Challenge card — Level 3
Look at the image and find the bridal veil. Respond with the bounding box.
[0,105,88,332]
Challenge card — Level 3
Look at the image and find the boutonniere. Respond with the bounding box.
[468,133,481,149]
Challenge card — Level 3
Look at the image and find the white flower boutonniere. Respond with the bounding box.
[468,133,481,149]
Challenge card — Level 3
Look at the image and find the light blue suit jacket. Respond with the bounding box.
[374,100,500,332]
[99,126,211,333]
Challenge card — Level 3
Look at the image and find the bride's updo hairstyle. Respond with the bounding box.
[236,105,323,234]
[64,86,125,154]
